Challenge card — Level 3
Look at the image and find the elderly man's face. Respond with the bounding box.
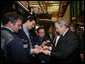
[55,23,62,34]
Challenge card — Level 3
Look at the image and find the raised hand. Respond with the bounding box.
[46,40,50,43]
[41,41,47,47]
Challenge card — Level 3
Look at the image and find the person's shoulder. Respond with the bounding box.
[65,30,79,40]
[1,28,14,38]
[1,28,15,46]
[67,29,77,36]
[69,31,80,40]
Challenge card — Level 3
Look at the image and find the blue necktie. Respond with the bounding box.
[58,35,63,42]
[56,35,63,47]
[60,35,63,40]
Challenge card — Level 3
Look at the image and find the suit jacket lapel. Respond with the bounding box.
[54,29,71,48]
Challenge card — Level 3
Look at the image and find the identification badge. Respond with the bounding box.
[23,44,28,48]
[22,39,28,43]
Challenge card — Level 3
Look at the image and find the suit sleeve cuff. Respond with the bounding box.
[30,48,33,54]
[49,47,52,50]
[49,51,51,56]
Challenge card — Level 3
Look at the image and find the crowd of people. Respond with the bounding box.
[1,11,84,64]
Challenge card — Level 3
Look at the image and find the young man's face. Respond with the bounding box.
[12,19,22,33]
[27,20,36,30]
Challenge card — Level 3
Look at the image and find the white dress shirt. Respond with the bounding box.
[55,35,60,47]
[4,26,13,32]
[49,28,69,55]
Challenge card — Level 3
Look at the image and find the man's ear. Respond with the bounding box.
[8,21,14,26]
[8,21,12,24]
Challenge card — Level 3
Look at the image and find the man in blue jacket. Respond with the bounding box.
[1,12,40,64]
[16,15,42,63]
[34,27,51,63]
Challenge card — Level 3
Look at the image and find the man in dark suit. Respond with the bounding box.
[34,27,51,46]
[34,27,51,64]
[42,18,82,64]
[47,27,54,43]
[16,16,41,63]
[16,16,36,47]
[1,12,30,63]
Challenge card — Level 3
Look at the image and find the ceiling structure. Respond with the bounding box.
[17,1,69,24]
[28,1,69,17]
[17,1,69,18]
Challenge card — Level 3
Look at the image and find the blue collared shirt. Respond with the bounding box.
[23,25,33,54]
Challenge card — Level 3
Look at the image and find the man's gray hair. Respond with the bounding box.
[55,18,69,27]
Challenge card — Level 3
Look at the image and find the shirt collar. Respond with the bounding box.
[63,28,69,36]
[23,25,30,36]
[23,25,28,32]
[4,26,13,32]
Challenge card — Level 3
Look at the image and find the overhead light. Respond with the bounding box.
[30,5,39,6]
[52,4,59,6]
[17,1,29,12]
[30,5,43,6]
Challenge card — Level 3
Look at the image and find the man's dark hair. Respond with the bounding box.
[23,16,35,24]
[37,27,45,33]
[27,16,35,21]
[2,12,22,25]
